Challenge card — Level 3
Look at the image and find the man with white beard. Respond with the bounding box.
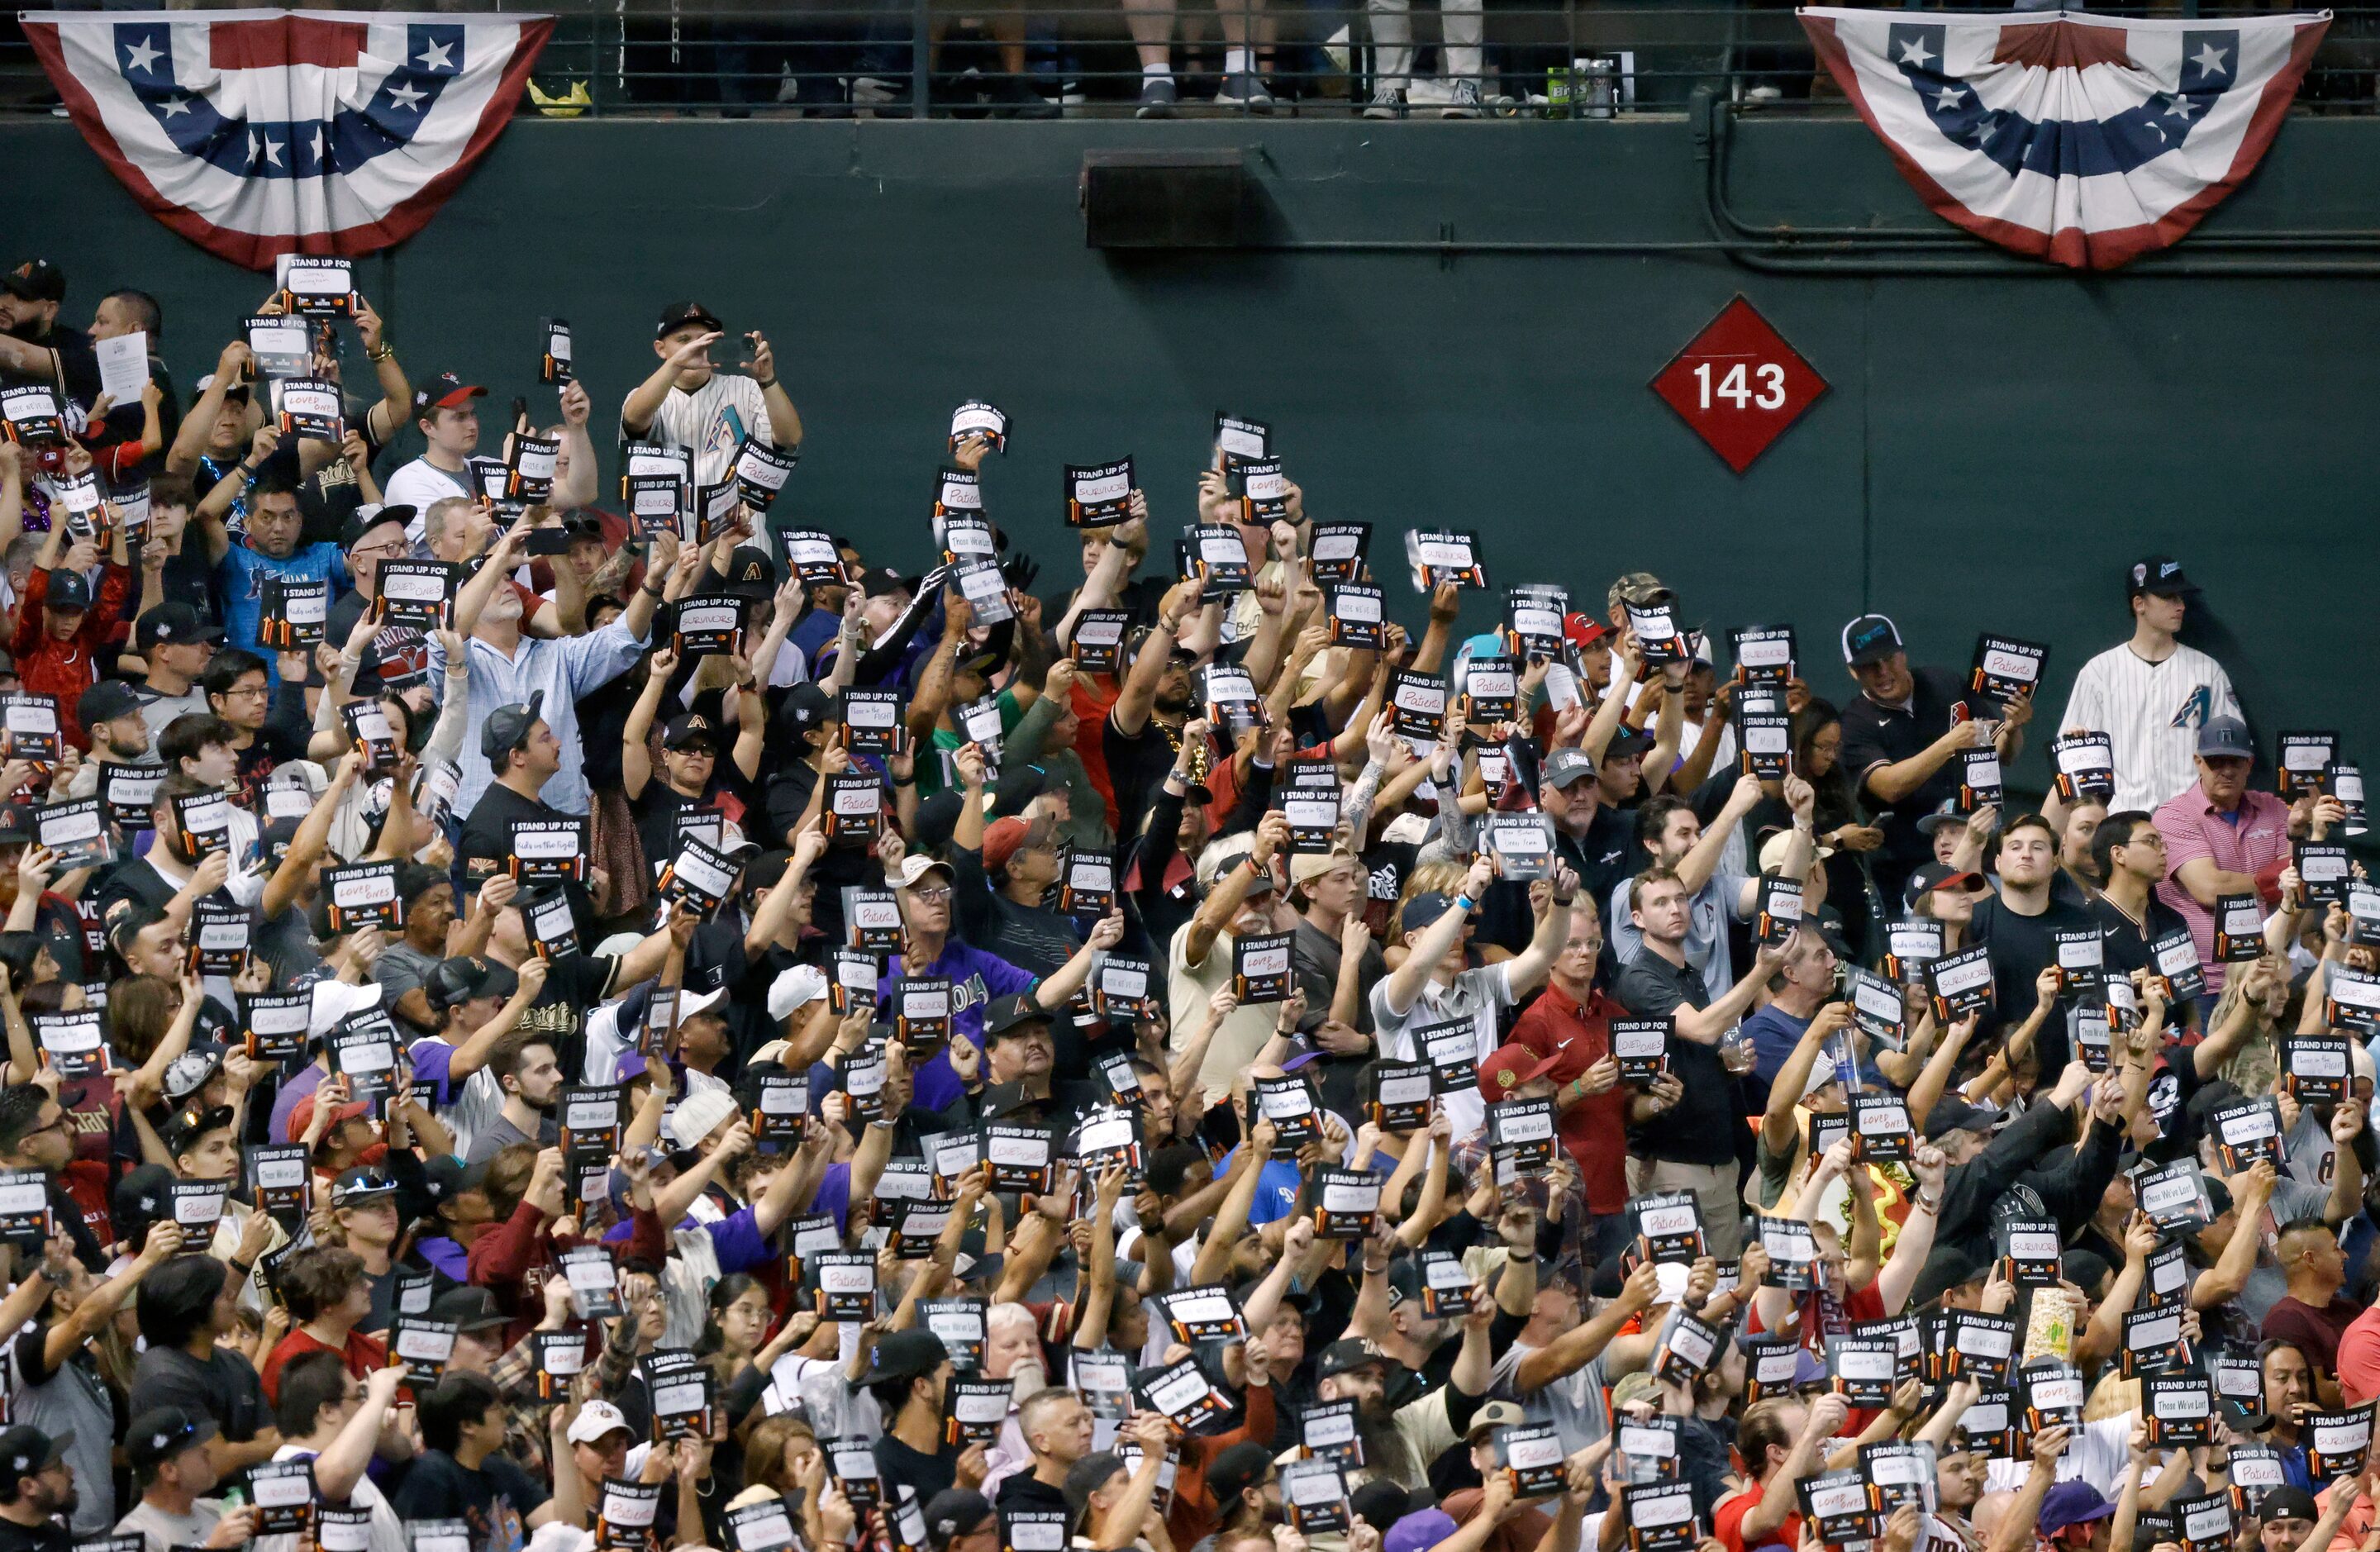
[973,1302,1054,1497]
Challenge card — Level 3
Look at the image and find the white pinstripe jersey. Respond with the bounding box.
[2055,641,2240,813]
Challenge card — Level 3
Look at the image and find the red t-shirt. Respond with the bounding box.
[1715,1480,1800,1552]
[1510,983,1631,1214]
[262,1326,390,1402]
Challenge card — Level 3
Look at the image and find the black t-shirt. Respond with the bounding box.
[2092,891,2194,983]
[875,1434,965,1512]
[1614,950,1738,1166]
[233,725,309,811]
[2,321,102,404]
[763,763,818,851]
[1968,888,2098,1074]
[633,774,757,883]
[1102,715,1177,845]
[0,1516,71,1552]
[516,951,620,1078]
[1836,668,1973,874]
[127,1344,271,1438]
[459,783,570,888]
[996,1474,1070,1512]
[389,1449,550,1552]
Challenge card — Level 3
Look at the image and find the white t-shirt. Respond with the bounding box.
[1368,961,1517,1141]
[382,459,476,543]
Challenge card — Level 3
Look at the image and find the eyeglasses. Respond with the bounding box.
[352,540,406,559]
[907,886,953,903]
[221,683,269,701]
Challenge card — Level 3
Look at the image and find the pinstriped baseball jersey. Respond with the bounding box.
[2055,642,2240,814]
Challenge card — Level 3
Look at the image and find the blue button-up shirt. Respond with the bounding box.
[428,617,649,817]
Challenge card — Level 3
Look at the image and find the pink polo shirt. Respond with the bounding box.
[2151,783,2292,993]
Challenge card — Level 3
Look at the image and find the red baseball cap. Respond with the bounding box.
[286,1093,371,1143]
[412,371,487,417]
[1478,1043,1561,1102]
[1563,612,1609,649]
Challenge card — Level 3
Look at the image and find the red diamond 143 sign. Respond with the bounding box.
[1650,297,1828,474]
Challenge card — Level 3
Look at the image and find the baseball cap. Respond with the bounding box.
[1400,892,1459,935]
[1923,1097,1997,1140]
[2259,1488,2321,1526]
[856,1328,948,1387]
[427,955,519,1014]
[1477,1042,1559,1103]
[126,1408,217,1472]
[1315,1338,1389,1380]
[923,1490,995,1552]
[422,1155,489,1207]
[2127,555,2197,599]
[0,1425,71,1483]
[47,572,90,612]
[980,813,1054,875]
[783,682,836,736]
[1542,747,1597,790]
[1913,799,1965,838]
[989,762,1050,819]
[77,678,143,731]
[1840,613,1903,668]
[712,545,776,601]
[340,506,412,552]
[1195,840,1272,895]
[411,372,487,418]
[1290,848,1360,887]
[1902,864,1984,908]
[2,261,64,303]
[660,712,720,752]
[890,854,955,891]
[858,567,913,601]
[137,603,223,650]
[164,1103,235,1157]
[426,1284,512,1332]
[1384,1511,1459,1552]
[480,692,545,763]
[2038,1483,2116,1537]
[1205,1442,1276,1511]
[331,1167,397,1207]
[981,993,1054,1042]
[1757,829,1834,872]
[1463,1398,1526,1442]
[1602,725,1652,761]
[2198,716,2254,759]
[978,1083,1047,1122]
[566,1400,636,1445]
[667,1087,740,1152]
[1562,613,1609,650]
[285,1093,369,1145]
[0,805,32,847]
[654,301,724,340]
[160,1043,226,1105]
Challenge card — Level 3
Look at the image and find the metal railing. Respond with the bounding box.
[5,0,2380,119]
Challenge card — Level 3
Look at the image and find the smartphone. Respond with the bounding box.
[511,396,531,435]
[525,526,572,557]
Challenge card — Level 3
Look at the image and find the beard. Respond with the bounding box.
[1355,1407,1415,1485]
[1008,1362,1050,1407]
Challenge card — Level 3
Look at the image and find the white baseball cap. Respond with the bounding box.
[566,1401,635,1445]
[666,1086,739,1151]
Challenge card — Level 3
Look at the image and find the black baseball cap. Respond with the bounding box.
[1902,863,1984,908]
[783,682,835,734]
[0,805,31,846]
[0,1425,70,1484]
[1840,613,1904,668]
[331,1167,397,1207]
[712,545,776,601]
[1923,1097,1997,1140]
[2127,555,2197,599]
[126,1408,217,1472]
[661,712,719,751]
[655,301,723,340]
[480,691,545,763]
[426,1284,512,1332]
[855,1328,947,1387]
[422,1154,490,1207]
[2,260,64,304]
[1206,1442,1275,1509]
[341,506,412,551]
[982,993,1054,1042]
[411,372,486,418]
[857,567,913,601]
[922,1490,995,1552]
[47,571,91,612]
[138,603,224,650]
[428,955,519,1014]
[78,678,143,730]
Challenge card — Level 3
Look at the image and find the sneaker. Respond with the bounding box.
[1136,74,1178,117]
[1216,70,1274,112]
[1361,84,1407,118]
[1406,76,1454,107]
[988,72,1060,117]
[1745,83,1782,105]
[849,74,900,115]
[1440,78,1482,117]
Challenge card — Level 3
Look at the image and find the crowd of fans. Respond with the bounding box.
[0,248,2378,1552]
